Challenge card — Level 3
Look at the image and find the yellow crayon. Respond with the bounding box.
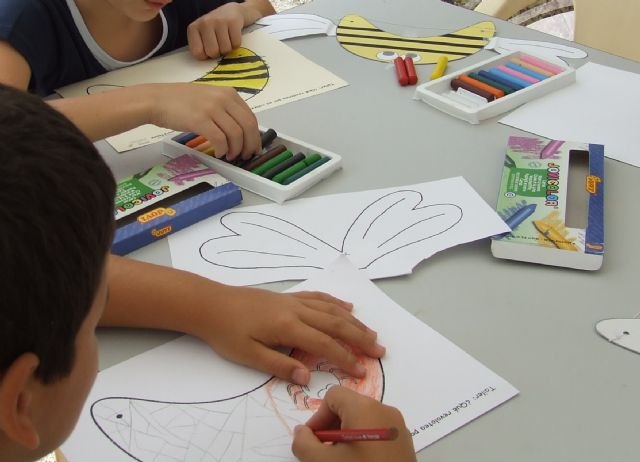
[430,56,449,80]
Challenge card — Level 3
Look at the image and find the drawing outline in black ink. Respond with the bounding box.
[91,348,384,461]
[85,47,269,100]
[198,189,463,276]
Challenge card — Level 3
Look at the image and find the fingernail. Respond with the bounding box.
[374,343,386,356]
[292,368,309,385]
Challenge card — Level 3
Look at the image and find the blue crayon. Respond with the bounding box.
[494,203,537,239]
[478,70,521,92]
[483,69,527,91]
[487,68,532,89]
[282,156,330,185]
[506,62,548,81]
[172,131,198,145]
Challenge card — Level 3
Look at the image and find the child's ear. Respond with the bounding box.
[0,353,42,450]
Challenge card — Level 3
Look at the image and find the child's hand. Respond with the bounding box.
[142,82,260,160]
[292,386,417,462]
[193,287,386,385]
[187,2,263,60]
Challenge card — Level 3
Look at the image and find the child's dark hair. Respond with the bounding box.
[0,84,116,383]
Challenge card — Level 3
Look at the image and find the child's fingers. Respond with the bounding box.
[290,290,354,311]
[215,25,233,56]
[201,26,221,59]
[229,23,243,50]
[187,25,207,60]
[224,99,261,158]
[291,425,332,462]
[206,111,243,158]
[239,340,311,384]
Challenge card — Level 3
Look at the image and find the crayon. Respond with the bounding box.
[430,56,448,80]
[314,427,398,443]
[251,150,293,175]
[262,152,306,179]
[443,90,482,108]
[172,132,198,144]
[451,78,495,102]
[194,141,212,152]
[469,72,516,95]
[505,62,548,81]
[260,128,278,149]
[540,140,564,159]
[394,56,409,86]
[520,53,564,75]
[485,69,529,90]
[281,156,330,185]
[186,134,207,148]
[272,159,308,184]
[511,57,554,77]
[404,56,418,85]
[459,74,505,99]
[242,144,287,170]
[496,64,540,84]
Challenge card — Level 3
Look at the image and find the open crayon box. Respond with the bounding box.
[413,51,576,124]
[162,128,342,203]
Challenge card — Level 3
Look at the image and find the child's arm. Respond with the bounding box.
[100,256,385,385]
[0,42,261,160]
[292,386,417,462]
[187,0,277,60]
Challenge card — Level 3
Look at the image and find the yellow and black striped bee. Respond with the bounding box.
[194,48,269,99]
[337,15,496,64]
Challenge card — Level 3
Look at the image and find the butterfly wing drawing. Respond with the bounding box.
[193,47,269,100]
[199,211,341,282]
[342,190,463,274]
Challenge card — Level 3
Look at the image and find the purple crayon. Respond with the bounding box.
[540,140,564,159]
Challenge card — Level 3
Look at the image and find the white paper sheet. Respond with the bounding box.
[256,13,337,40]
[56,29,348,153]
[500,62,640,168]
[168,177,509,286]
[63,255,518,460]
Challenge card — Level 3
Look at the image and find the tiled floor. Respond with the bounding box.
[271,0,575,41]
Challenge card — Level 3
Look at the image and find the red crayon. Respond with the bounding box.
[404,56,418,85]
[394,57,409,86]
[314,427,399,443]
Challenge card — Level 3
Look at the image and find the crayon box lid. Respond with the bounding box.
[491,135,604,270]
[112,154,242,255]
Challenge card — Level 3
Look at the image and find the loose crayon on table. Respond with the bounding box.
[459,74,504,99]
[251,150,293,175]
[172,132,198,144]
[281,156,330,185]
[505,62,548,81]
[520,53,564,75]
[469,72,516,95]
[451,78,495,102]
[511,57,554,77]
[186,134,207,148]
[262,152,306,179]
[497,64,540,84]
[242,144,287,170]
[485,69,528,90]
[260,128,277,149]
[394,56,409,86]
[404,56,418,85]
[431,55,448,80]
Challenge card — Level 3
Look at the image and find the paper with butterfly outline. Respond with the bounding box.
[168,176,509,286]
[56,29,348,153]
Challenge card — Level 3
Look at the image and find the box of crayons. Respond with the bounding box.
[162,128,342,203]
[491,135,604,270]
[413,51,575,124]
[113,154,242,255]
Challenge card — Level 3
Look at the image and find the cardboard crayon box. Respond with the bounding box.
[113,154,242,255]
[491,135,604,270]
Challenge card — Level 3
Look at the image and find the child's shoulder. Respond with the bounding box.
[0,0,70,29]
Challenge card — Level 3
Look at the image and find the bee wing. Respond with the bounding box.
[257,13,337,40]
[342,191,463,273]
[199,211,340,279]
[486,36,588,65]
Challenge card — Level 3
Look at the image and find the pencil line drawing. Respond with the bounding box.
[90,348,384,461]
[198,189,463,277]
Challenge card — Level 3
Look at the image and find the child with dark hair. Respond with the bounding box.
[0,84,416,462]
[0,0,277,159]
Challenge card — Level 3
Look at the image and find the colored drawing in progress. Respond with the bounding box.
[91,347,383,461]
